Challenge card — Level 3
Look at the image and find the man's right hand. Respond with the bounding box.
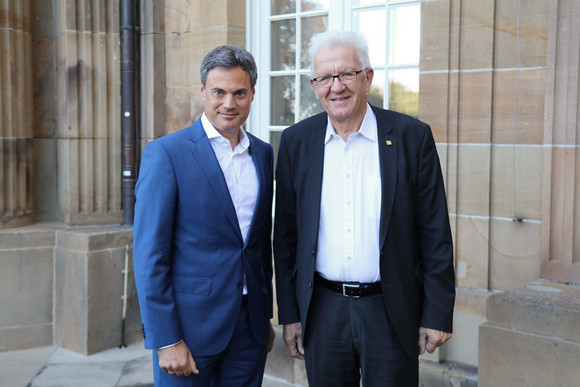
[158,341,199,377]
[283,322,305,359]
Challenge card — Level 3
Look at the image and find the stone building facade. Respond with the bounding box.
[1,1,579,386]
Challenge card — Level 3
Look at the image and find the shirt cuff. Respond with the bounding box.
[158,340,183,349]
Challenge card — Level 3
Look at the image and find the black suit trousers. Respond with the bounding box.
[304,281,418,387]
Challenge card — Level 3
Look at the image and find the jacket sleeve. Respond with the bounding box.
[133,140,183,349]
[273,131,301,324]
[415,126,456,332]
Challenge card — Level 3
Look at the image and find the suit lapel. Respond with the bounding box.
[187,120,242,240]
[307,117,327,254]
[374,107,397,249]
[244,135,268,245]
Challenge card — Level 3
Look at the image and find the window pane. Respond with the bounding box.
[388,68,419,118]
[368,69,385,108]
[352,9,386,68]
[301,15,328,69]
[389,5,420,65]
[301,0,329,11]
[272,0,296,15]
[300,75,324,120]
[271,19,297,71]
[271,76,296,126]
[351,0,383,6]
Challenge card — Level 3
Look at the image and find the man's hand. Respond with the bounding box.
[267,321,276,352]
[283,322,305,359]
[418,327,452,354]
[158,341,199,377]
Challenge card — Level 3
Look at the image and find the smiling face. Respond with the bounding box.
[310,45,374,131]
[201,66,255,140]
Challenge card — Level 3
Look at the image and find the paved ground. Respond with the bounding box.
[0,340,302,387]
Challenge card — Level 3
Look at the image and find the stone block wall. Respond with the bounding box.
[0,223,142,355]
[419,0,551,370]
[0,224,58,351]
[1,0,135,354]
[54,226,141,355]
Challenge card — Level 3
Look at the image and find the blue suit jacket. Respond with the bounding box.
[133,118,274,357]
[273,105,455,359]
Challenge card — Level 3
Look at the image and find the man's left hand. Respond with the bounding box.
[418,327,452,354]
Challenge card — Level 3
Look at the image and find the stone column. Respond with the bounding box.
[54,0,122,225]
[541,0,580,282]
[0,0,33,228]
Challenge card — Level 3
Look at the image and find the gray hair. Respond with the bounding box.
[200,45,258,89]
[309,31,371,77]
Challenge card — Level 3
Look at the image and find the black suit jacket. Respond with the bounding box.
[273,105,455,359]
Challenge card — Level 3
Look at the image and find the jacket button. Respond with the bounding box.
[308,281,312,288]
[237,282,244,290]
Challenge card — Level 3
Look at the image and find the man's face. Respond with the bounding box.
[310,45,373,125]
[201,66,255,135]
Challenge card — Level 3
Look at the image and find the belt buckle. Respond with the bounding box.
[342,283,360,298]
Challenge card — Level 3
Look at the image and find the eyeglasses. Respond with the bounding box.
[312,70,364,87]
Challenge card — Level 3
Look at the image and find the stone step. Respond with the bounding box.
[486,280,580,342]
[479,280,580,386]
[479,322,580,386]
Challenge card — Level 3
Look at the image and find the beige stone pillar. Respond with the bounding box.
[419,0,550,370]
[54,0,122,225]
[0,0,34,228]
[54,226,141,355]
[541,0,580,283]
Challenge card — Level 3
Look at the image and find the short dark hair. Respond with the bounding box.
[200,45,258,89]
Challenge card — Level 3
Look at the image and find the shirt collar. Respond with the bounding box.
[201,113,250,150]
[324,103,377,144]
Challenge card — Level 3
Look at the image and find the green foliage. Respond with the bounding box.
[388,81,418,118]
[367,82,418,118]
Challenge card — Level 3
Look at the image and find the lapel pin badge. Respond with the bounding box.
[386,140,392,146]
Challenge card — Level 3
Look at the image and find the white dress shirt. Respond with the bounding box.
[202,113,259,297]
[201,113,258,243]
[315,104,382,283]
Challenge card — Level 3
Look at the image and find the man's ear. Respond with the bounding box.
[364,68,374,92]
[310,79,320,101]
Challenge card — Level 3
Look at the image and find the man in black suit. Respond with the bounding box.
[273,30,455,386]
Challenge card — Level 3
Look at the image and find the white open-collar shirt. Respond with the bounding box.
[315,104,382,283]
[201,113,258,244]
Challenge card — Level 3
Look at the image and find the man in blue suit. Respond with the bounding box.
[134,45,275,386]
[274,31,455,386]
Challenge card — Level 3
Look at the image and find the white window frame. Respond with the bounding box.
[246,0,420,143]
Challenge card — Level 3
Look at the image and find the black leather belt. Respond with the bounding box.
[316,274,382,298]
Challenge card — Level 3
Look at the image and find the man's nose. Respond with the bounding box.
[330,76,346,91]
[223,93,235,108]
